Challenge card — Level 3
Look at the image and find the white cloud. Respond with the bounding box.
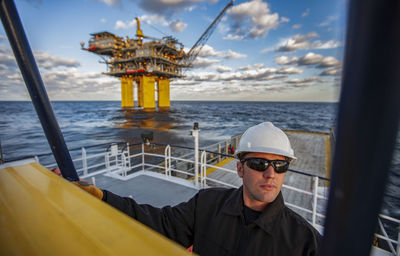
[223,34,244,41]
[276,32,341,52]
[275,56,299,65]
[100,18,107,23]
[317,56,341,68]
[292,24,302,29]
[169,20,187,32]
[95,0,121,6]
[301,8,310,17]
[227,0,281,38]
[310,40,341,49]
[214,65,233,73]
[253,63,264,69]
[191,57,220,68]
[198,45,221,57]
[238,65,252,71]
[140,14,169,26]
[281,17,290,23]
[196,45,246,60]
[223,50,247,59]
[0,35,5,40]
[137,0,203,16]
[318,15,338,27]
[115,20,129,29]
[275,52,341,75]
[276,32,319,52]
[320,67,341,76]
[298,52,324,65]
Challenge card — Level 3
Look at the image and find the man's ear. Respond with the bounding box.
[237,161,244,178]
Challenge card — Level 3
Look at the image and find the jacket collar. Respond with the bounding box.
[222,186,285,234]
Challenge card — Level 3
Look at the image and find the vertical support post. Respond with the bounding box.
[191,123,200,187]
[141,143,145,171]
[164,145,170,177]
[126,142,131,168]
[225,141,228,156]
[218,144,221,162]
[312,176,319,226]
[158,78,170,108]
[121,77,134,108]
[82,147,87,176]
[139,75,156,109]
[201,151,207,187]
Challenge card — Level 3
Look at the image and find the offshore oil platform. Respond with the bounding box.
[81,1,233,109]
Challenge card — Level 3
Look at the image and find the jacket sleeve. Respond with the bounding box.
[102,190,196,247]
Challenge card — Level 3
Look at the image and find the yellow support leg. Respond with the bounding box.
[121,77,127,108]
[121,77,134,108]
[158,79,170,108]
[139,75,156,109]
[137,79,143,108]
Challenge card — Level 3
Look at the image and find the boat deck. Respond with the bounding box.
[92,171,199,207]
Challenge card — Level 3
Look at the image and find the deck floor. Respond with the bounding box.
[93,173,198,207]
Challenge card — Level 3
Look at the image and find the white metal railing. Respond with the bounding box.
[34,140,400,255]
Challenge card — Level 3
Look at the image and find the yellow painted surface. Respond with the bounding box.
[137,79,143,107]
[0,163,190,256]
[140,75,156,109]
[188,157,235,181]
[121,77,134,108]
[158,79,170,108]
[121,77,127,107]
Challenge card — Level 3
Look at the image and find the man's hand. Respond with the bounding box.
[49,168,103,200]
[72,180,104,200]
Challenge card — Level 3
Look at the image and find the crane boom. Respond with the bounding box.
[185,0,234,67]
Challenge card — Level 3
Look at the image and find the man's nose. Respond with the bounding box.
[263,165,275,178]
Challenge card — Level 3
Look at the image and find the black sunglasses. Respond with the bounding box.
[240,158,289,174]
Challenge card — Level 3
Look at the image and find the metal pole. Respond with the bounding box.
[0,0,78,181]
[312,176,319,226]
[320,0,400,255]
[191,123,199,187]
[142,143,145,171]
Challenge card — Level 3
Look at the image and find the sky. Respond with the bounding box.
[0,0,347,102]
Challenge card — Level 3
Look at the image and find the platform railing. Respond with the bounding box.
[27,140,400,255]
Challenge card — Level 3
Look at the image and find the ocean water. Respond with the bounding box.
[0,101,399,219]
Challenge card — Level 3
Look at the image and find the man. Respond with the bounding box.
[74,122,321,255]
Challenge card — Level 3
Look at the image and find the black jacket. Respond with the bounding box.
[103,187,321,255]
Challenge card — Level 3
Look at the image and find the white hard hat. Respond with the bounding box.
[235,122,296,160]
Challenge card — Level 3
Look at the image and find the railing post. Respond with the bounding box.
[225,140,228,156]
[126,142,131,168]
[201,151,207,187]
[142,143,145,172]
[191,123,200,187]
[164,145,171,177]
[312,176,319,226]
[82,147,88,176]
[218,143,221,162]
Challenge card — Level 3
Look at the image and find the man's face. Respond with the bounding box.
[237,152,286,211]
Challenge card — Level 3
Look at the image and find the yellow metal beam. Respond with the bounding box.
[0,163,189,256]
[158,79,170,108]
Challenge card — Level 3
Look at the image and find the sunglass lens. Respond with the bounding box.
[272,160,289,173]
[246,158,267,172]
